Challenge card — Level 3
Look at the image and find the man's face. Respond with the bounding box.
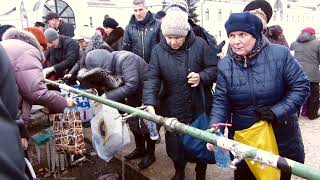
[47,38,59,48]
[133,3,148,21]
[47,18,59,29]
[229,31,256,56]
[164,35,186,50]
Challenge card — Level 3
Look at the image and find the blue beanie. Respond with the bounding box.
[224,12,263,40]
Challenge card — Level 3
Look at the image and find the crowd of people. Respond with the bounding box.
[0,0,318,179]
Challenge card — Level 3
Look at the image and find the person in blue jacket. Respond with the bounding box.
[209,12,310,180]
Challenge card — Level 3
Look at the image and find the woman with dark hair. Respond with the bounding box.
[266,25,289,47]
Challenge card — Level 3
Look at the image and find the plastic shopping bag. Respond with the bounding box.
[234,121,280,180]
[90,105,130,162]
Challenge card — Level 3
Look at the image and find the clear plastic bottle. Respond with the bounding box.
[214,131,231,168]
[146,121,159,140]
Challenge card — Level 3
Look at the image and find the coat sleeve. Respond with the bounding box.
[122,26,132,51]
[271,49,310,122]
[16,54,68,113]
[143,48,161,106]
[198,41,218,85]
[209,62,231,125]
[105,58,140,101]
[53,39,79,74]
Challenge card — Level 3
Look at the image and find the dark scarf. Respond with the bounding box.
[135,11,153,29]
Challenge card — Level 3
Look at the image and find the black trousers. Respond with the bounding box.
[234,161,291,180]
[307,82,319,119]
[133,132,156,155]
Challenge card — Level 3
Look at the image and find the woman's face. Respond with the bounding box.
[164,35,186,50]
[229,31,256,56]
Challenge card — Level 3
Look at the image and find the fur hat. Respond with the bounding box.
[168,0,188,13]
[225,12,263,40]
[161,10,190,37]
[24,27,47,50]
[2,28,45,62]
[302,27,315,35]
[44,28,59,43]
[243,0,273,23]
[103,18,119,29]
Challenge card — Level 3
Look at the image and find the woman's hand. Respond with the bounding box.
[187,72,200,87]
[66,97,76,107]
[21,138,28,150]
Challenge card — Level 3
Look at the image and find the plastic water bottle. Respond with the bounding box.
[214,131,231,168]
[146,121,159,140]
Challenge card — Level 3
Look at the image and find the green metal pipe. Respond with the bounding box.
[45,79,320,179]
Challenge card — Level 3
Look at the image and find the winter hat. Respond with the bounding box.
[168,0,188,13]
[103,18,119,29]
[243,0,273,23]
[225,12,263,40]
[302,27,315,35]
[154,10,166,20]
[0,25,15,41]
[161,10,190,37]
[45,11,59,22]
[85,49,113,70]
[73,26,94,42]
[24,27,47,50]
[44,28,59,43]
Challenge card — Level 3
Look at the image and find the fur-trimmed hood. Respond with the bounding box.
[2,28,45,62]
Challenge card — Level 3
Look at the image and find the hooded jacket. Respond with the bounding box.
[1,28,68,123]
[290,32,320,82]
[122,12,161,63]
[84,49,148,101]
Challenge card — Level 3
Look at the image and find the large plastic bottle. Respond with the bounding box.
[214,131,231,168]
[145,120,159,140]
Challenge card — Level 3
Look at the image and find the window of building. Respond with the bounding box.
[43,0,76,26]
[205,8,209,21]
[218,9,222,21]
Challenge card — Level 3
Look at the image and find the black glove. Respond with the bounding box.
[255,107,276,123]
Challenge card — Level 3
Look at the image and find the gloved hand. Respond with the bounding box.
[255,107,276,123]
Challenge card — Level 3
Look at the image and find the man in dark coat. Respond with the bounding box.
[122,0,161,63]
[43,28,79,79]
[0,44,27,180]
[103,17,124,51]
[45,11,75,37]
[78,49,155,169]
[143,7,218,180]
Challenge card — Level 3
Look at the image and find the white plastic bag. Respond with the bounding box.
[90,105,130,162]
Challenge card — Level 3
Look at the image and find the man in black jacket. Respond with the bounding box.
[44,28,79,80]
[45,11,75,37]
[122,0,161,63]
[0,44,27,180]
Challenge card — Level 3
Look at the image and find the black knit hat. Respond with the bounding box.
[103,18,119,29]
[154,11,166,20]
[243,0,273,23]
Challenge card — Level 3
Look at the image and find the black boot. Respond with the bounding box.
[171,162,185,180]
[125,133,146,160]
[138,154,156,169]
[138,138,156,169]
[195,162,207,180]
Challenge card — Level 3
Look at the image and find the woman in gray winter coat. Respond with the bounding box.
[77,49,156,169]
[290,27,320,120]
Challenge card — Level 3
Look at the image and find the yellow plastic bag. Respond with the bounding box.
[234,121,280,180]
